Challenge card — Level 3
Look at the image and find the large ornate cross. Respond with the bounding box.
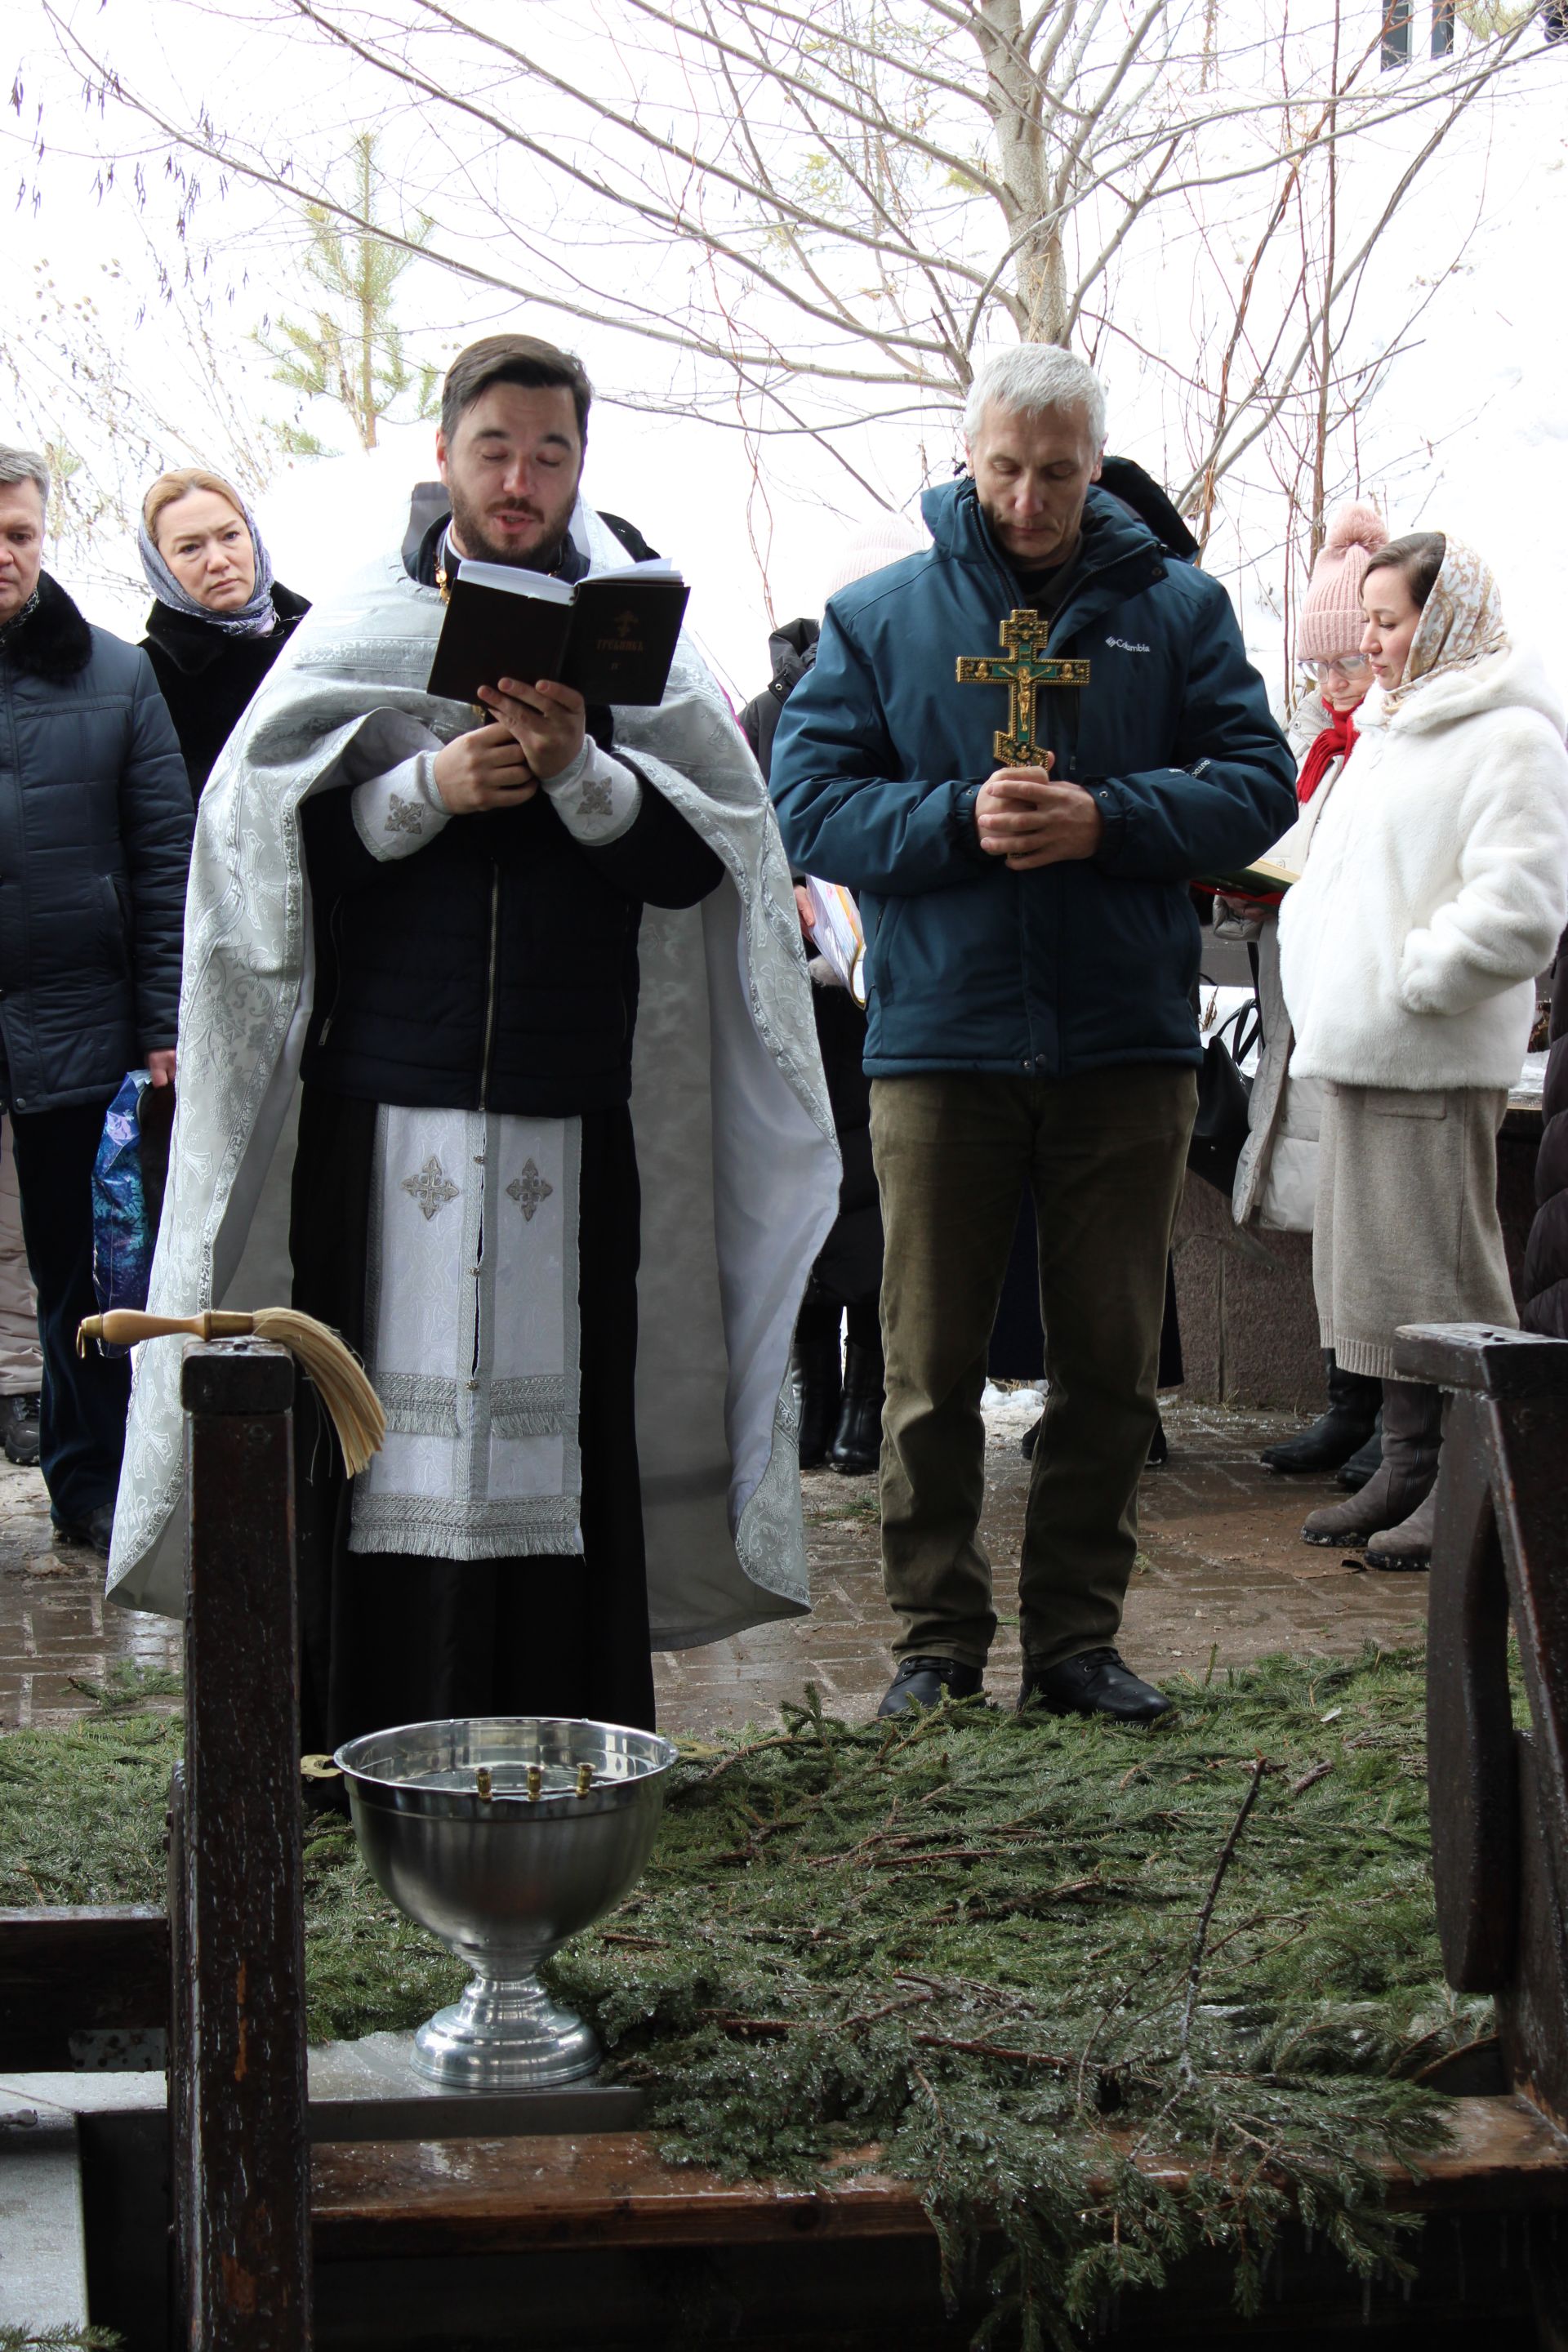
[956,609,1090,766]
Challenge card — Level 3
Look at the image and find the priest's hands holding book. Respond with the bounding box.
[433,676,586,813]
[975,756,1104,871]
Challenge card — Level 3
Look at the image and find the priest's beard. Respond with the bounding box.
[446,473,582,571]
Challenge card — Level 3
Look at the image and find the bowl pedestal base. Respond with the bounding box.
[412,1971,601,2091]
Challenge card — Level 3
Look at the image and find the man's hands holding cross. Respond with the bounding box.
[956,608,1103,870]
[976,759,1104,871]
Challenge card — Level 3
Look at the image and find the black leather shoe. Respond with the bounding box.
[52,1503,114,1557]
[1260,1353,1379,1475]
[1336,1414,1383,1491]
[1018,1647,1172,1725]
[1,1391,40,1469]
[876,1655,984,1718]
[828,1340,884,1475]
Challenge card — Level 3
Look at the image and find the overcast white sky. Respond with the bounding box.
[7,0,1568,703]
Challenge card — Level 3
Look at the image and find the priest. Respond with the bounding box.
[106,332,840,1750]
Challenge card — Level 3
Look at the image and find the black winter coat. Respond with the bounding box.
[0,576,194,1113]
[804,976,880,1308]
[301,782,723,1115]
[298,510,722,1116]
[737,618,819,786]
[142,586,310,800]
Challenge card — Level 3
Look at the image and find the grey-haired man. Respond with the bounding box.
[772,349,1297,1723]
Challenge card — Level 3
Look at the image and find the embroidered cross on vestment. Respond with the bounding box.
[956,608,1090,766]
[506,1160,554,1221]
[402,1156,461,1220]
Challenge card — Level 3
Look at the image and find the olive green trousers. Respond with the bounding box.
[871,1065,1196,1673]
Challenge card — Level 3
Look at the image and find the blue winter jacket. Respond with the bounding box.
[769,478,1296,1079]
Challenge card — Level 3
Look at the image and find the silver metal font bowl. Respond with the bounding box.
[335,1715,677,2090]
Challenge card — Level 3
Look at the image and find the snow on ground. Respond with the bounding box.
[982,1381,1047,1450]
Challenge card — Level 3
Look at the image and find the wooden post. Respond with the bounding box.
[1396,1323,1568,2127]
[172,1338,312,2349]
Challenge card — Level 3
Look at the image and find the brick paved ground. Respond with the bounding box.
[0,1392,1426,1740]
[653,1390,1428,1735]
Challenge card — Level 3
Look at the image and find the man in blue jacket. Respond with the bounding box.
[770,347,1295,1724]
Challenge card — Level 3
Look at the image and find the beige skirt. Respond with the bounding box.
[1312,1081,1515,1382]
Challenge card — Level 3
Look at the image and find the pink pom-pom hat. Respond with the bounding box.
[1298,500,1388,660]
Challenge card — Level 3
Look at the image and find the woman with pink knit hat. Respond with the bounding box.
[1280,528,1568,1567]
[1217,499,1388,1476]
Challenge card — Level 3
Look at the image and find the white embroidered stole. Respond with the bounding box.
[349,1106,583,1561]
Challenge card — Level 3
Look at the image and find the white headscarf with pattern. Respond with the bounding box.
[1382,535,1509,713]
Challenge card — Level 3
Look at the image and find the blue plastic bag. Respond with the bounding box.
[92,1071,156,1341]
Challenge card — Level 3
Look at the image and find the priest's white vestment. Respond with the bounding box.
[107,502,840,1648]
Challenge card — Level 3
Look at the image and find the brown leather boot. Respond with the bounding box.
[1365,1481,1437,1571]
[1300,1380,1441,1548]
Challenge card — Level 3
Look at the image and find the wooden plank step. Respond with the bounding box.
[0,1907,167,2069]
[312,2093,1568,2262]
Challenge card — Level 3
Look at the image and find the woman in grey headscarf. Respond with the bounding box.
[139,466,310,800]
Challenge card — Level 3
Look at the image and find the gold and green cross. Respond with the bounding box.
[956,608,1090,766]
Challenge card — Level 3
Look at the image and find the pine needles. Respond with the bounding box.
[0,1646,1488,2348]
[549,1646,1482,2345]
[0,2332,125,2350]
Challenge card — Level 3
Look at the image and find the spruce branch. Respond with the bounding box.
[1179,1755,1270,2089]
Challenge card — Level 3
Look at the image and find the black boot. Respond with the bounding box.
[1,1391,40,1469]
[1301,1380,1441,1548]
[1337,1412,1383,1491]
[793,1333,842,1470]
[828,1339,884,1475]
[1259,1353,1380,1474]
[51,1502,114,1557]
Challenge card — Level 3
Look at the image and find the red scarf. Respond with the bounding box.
[1296,705,1357,804]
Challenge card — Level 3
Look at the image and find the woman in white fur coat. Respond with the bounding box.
[1278,531,1568,1568]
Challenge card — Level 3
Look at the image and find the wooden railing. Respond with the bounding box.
[167,1339,311,2346]
[1396,1321,1568,2128]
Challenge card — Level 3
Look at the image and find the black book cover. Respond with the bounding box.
[426,565,690,706]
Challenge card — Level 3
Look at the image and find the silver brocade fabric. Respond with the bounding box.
[107,501,840,1647]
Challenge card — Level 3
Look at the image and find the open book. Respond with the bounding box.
[1205,852,1302,896]
[1203,808,1307,898]
[426,557,691,707]
[801,878,867,1007]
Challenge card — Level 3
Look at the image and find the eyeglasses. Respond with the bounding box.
[1303,654,1372,681]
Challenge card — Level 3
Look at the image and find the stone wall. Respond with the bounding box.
[1170,1108,1543,1410]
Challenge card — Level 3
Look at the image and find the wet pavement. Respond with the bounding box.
[0,1392,1427,1740]
[656,1390,1428,1735]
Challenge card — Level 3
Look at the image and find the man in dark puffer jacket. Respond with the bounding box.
[0,448,193,1553]
[772,347,1295,1726]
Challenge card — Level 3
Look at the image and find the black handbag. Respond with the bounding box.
[1187,962,1263,1195]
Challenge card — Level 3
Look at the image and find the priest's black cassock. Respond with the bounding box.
[290,514,719,1751]
[105,503,839,1727]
